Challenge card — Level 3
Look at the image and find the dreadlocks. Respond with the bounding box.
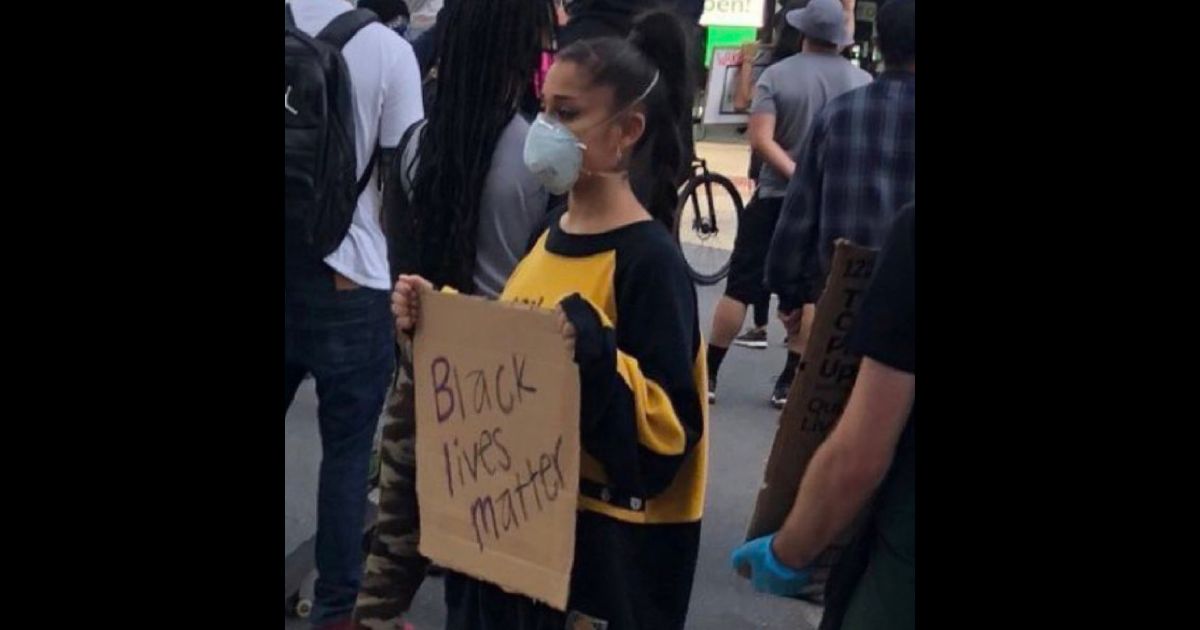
[407,0,555,293]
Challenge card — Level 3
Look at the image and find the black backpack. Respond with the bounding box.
[284,4,379,259]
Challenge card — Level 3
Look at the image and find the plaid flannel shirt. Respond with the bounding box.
[766,71,916,310]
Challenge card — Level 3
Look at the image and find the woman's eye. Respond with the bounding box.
[555,108,578,121]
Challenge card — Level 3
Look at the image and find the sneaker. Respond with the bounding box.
[770,381,788,409]
[771,371,794,409]
[708,376,717,404]
[733,327,768,349]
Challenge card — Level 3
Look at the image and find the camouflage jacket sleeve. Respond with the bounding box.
[354,340,430,628]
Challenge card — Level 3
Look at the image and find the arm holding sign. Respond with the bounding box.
[733,43,757,112]
[735,205,916,592]
[392,274,435,335]
[735,357,913,582]
[558,244,704,500]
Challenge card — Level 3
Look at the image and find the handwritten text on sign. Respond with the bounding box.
[415,290,580,610]
[800,255,874,433]
[429,354,568,550]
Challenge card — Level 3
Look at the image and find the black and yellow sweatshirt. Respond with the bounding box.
[443,213,709,630]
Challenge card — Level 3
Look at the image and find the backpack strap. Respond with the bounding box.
[316,9,379,50]
[356,148,379,198]
[397,120,422,163]
[321,9,381,198]
[383,121,427,282]
[395,120,424,191]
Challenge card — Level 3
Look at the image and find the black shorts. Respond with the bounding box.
[724,194,783,306]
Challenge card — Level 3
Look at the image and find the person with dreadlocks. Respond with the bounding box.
[392,9,707,629]
[393,0,557,297]
[352,0,557,628]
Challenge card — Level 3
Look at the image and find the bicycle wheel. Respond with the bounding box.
[674,172,744,285]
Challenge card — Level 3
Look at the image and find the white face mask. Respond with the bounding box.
[522,71,660,195]
[522,113,586,195]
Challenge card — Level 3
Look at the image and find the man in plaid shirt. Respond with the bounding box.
[766,0,915,355]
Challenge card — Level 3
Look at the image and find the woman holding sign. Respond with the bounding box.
[393,8,708,630]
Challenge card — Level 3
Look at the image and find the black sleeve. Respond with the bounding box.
[848,203,915,374]
[560,238,704,499]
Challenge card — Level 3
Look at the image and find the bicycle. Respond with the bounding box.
[674,157,745,285]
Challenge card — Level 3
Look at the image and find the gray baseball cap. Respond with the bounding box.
[786,0,852,47]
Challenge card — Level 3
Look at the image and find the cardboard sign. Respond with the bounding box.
[743,240,879,601]
[701,0,766,28]
[414,290,581,610]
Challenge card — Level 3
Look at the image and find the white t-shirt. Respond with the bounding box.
[291,0,424,290]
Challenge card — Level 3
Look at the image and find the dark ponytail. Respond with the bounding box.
[628,10,693,230]
[557,8,695,230]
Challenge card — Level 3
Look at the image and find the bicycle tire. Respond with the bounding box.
[674,172,744,285]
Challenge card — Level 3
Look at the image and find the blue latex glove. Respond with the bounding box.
[730,534,812,596]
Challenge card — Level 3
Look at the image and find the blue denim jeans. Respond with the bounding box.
[285,273,395,627]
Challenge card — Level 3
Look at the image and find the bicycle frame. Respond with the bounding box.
[686,159,720,236]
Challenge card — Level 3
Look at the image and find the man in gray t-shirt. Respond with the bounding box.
[706,0,871,408]
[750,18,871,197]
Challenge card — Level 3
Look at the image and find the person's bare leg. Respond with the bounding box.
[775,304,818,408]
[706,296,750,402]
[787,303,816,355]
[710,296,749,349]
